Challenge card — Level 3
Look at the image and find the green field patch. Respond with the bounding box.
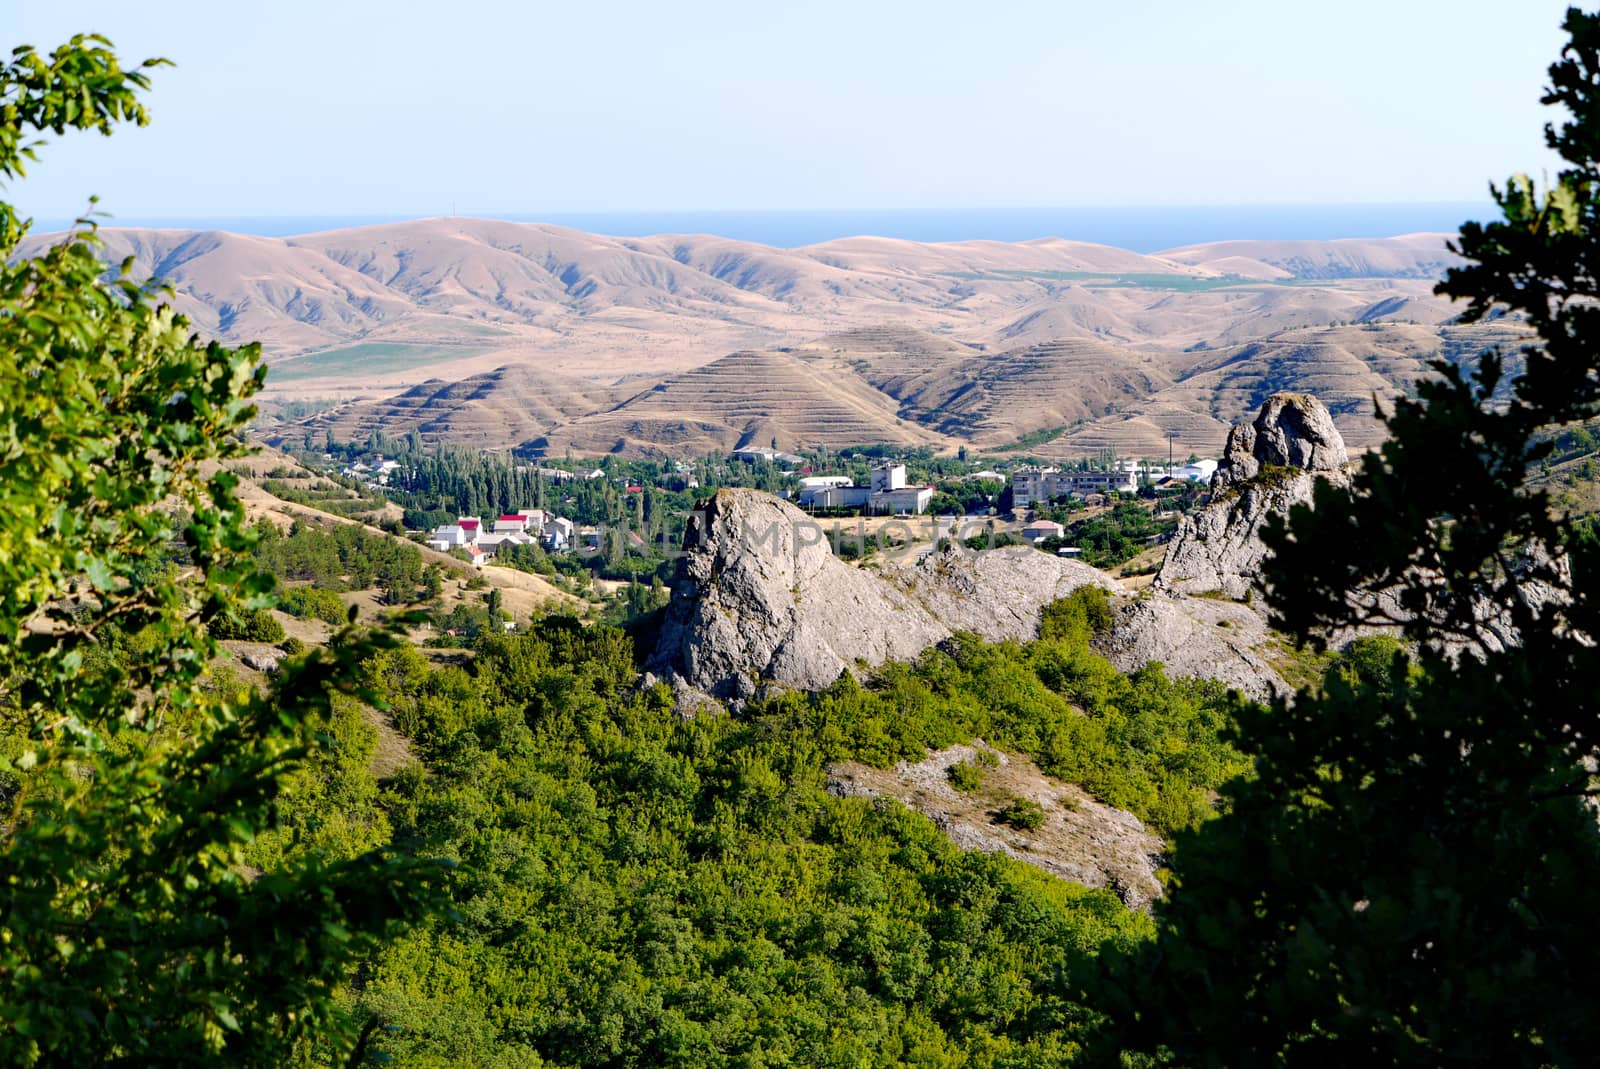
[268,342,495,383]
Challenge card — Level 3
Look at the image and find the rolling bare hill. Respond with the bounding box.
[23,220,1464,399]
[24,218,1514,459]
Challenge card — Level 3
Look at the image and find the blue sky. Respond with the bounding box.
[8,0,1578,221]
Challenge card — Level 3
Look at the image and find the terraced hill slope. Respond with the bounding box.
[530,349,950,456]
[274,364,631,450]
[32,219,1518,458]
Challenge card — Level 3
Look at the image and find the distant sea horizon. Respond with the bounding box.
[33,203,1495,254]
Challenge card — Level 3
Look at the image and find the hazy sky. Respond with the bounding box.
[8,0,1578,221]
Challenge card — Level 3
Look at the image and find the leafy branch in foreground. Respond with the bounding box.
[0,35,441,1066]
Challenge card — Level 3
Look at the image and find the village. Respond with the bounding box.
[379,450,1220,569]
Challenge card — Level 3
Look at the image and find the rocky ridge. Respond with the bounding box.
[646,489,1116,698]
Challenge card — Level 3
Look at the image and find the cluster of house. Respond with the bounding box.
[795,464,935,515]
[424,509,577,565]
[341,456,404,485]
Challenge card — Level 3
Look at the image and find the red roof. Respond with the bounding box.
[625,485,643,493]
[499,514,524,522]
[459,519,480,529]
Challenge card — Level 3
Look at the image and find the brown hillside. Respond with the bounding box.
[530,349,950,457]
[272,364,633,451]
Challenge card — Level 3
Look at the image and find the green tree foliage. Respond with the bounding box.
[279,584,351,626]
[0,36,438,1064]
[1090,10,1600,1065]
[347,611,1207,1066]
[252,519,423,600]
[209,605,288,643]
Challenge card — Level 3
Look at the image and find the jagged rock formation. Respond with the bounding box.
[1155,392,1352,600]
[828,743,1164,909]
[647,490,945,698]
[646,489,1114,698]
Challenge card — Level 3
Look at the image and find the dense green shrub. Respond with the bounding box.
[995,798,1046,831]
[947,759,986,791]
[278,584,349,625]
[210,607,286,643]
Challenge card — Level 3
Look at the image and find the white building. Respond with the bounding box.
[868,485,934,515]
[797,475,854,491]
[801,484,872,508]
[1172,459,1219,483]
[543,516,576,551]
[1012,466,1137,509]
[871,464,908,492]
[426,524,472,552]
[798,463,934,514]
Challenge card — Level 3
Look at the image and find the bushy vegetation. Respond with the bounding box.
[316,585,1247,1065]
[209,606,287,643]
[0,37,440,1064]
[279,584,352,625]
[1035,500,1181,569]
[251,519,425,603]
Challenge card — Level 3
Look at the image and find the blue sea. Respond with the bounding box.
[39,203,1496,254]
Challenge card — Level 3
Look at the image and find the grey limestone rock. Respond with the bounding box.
[648,489,1118,696]
[647,489,947,697]
[1099,595,1287,703]
[1157,392,1352,601]
[886,542,1120,643]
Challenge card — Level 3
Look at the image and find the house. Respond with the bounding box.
[464,543,492,567]
[426,524,472,551]
[477,531,536,551]
[493,514,531,534]
[1023,519,1067,543]
[543,516,575,552]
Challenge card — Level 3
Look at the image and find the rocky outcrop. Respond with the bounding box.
[1156,392,1352,600]
[885,542,1120,642]
[1212,392,1348,488]
[647,489,1116,698]
[647,490,945,698]
[1099,596,1286,703]
[827,743,1164,909]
